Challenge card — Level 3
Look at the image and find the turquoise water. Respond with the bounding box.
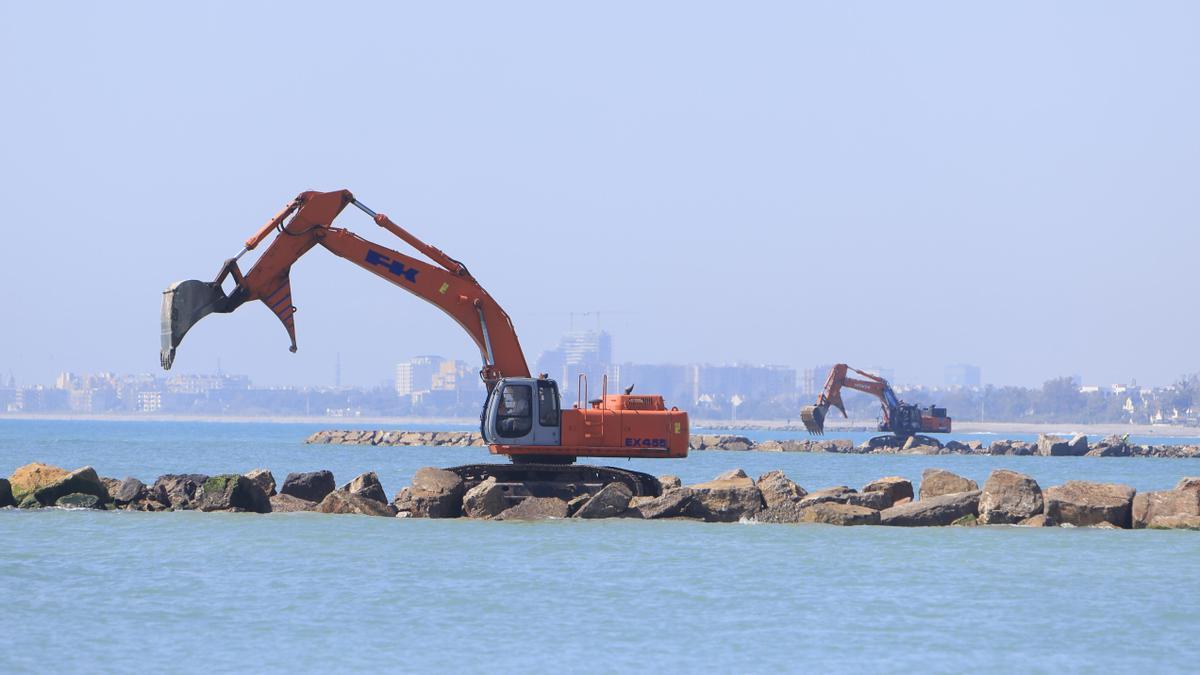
[2,420,1200,672]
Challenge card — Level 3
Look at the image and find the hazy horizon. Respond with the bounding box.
[3,2,1198,389]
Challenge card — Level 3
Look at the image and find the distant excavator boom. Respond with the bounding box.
[801,363,951,438]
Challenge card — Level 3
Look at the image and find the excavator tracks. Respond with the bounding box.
[446,463,662,506]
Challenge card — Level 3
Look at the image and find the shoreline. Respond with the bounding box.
[3,413,1200,438]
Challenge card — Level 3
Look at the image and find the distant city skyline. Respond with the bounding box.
[3,3,1199,390]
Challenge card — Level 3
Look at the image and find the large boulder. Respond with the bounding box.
[799,502,880,526]
[1037,433,1088,456]
[9,463,69,503]
[280,470,336,503]
[573,482,633,519]
[112,477,147,506]
[635,488,704,520]
[269,494,318,512]
[196,474,271,513]
[315,491,396,517]
[151,474,209,509]
[244,469,276,497]
[1132,489,1200,529]
[688,471,764,522]
[754,501,808,524]
[919,469,978,500]
[496,497,570,520]
[55,493,104,509]
[341,471,387,504]
[978,470,1044,524]
[658,475,682,491]
[798,486,856,507]
[1146,515,1200,530]
[462,477,507,519]
[1176,477,1200,492]
[861,476,914,508]
[880,490,981,527]
[1044,481,1136,528]
[0,478,14,508]
[33,466,110,507]
[757,470,807,509]
[394,467,465,518]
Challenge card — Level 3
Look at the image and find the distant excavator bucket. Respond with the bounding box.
[800,405,827,435]
[160,280,230,370]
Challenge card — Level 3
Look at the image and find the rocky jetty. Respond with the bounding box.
[304,429,1200,458]
[7,460,1200,530]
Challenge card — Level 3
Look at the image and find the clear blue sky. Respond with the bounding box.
[1,1,1197,388]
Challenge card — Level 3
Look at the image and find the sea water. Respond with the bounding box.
[1,419,1199,672]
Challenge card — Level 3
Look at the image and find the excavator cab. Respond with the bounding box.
[481,377,563,447]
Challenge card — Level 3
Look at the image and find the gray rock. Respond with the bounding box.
[635,489,704,520]
[566,493,591,517]
[462,477,507,519]
[0,478,14,508]
[844,490,891,510]
[658,475,682,491]
[394,468,465,518]
[55,493,103,509]
[280,470,336,503]
[880,490,981,527]
[341,471,387,504]
[151,474,210,509]
[33,466,110,507]
[496,497,570,520]
[315,491,396,517]
[196,474,271,513]
[757,470,807,509]
[573,482,633,519]
[978,469,1043,525]
[799,502,880,526]
[244,469,276,497]
[1037,433,1088,457]
[754,501,808,524]
[797,486,857,508]
[269,493,318,512]
[1044,481,1136,528]
[113,477,147,506]
[919,469,978,500]
[861,476,914,508]
[18,494,41,509]
[1132,489,1200,529]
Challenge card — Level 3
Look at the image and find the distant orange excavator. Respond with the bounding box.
[160,189,687,496]
[801,364,951,448]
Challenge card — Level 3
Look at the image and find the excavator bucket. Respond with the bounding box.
[160,280,229,370]
[800,405,827,435]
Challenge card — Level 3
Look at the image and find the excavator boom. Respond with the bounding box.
[160,189,688,471]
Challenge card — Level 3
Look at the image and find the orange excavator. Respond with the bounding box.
[160,189,688,496]
[801,364,951,448]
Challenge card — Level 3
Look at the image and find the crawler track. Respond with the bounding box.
[446,463,662,506]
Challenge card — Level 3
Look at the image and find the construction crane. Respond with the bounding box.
[160,189,688,496]
[801,364,951,448]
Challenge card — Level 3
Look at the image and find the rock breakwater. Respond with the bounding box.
[6,461,1200,530]
[305,429,1200,458]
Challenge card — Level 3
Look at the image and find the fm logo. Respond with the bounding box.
[365,250,419,283]
[624,437,668,448]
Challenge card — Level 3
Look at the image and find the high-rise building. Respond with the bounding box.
[535,330,613,394]
[944,363,982,387]
[395,355,441,395]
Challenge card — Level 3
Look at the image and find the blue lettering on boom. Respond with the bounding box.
[365,249,419,283]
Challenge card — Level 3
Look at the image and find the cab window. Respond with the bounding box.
[497,384,533,438]
[537,380,560,427]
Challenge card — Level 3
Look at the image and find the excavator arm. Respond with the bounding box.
[160,190,530,386]
[801,363,898,434]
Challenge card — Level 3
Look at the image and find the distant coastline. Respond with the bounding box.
[3,412,1200,438]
